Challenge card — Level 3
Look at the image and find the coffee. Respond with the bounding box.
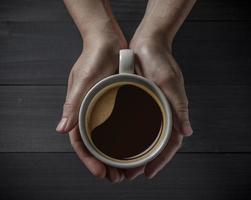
[86,83,164,160]
[78,50,172,168]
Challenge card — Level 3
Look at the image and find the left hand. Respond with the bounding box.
[127,32,193,179]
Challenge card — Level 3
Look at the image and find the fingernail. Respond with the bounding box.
[144,170,155,179]
[56,117,68,132]
[128,167,145,180]
[146,173,155,179]
[182,121,193,136]
[119,173,125,182]
[127,175,137,181]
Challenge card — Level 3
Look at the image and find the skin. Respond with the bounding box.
[56,0,196,183]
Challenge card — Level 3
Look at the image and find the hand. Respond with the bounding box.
[59,0,195,183]
[56,28,128,182]
[125,0,196,180]
[128,31,193,179]
[57,0,137,183]
[58,0,146,183]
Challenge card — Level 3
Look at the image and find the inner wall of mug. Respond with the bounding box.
[81,74,169,166]
[85,81,165,160]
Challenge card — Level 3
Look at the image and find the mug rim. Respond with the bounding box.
[79,73,172,168]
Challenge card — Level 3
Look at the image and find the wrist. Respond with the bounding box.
[81,17,127,51]
[130,24,173,53]
[80,17,113,38]
[82,30,121,58]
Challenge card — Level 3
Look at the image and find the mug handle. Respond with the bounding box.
[119,49,134,74]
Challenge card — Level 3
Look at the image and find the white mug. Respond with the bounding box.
[79,49,172,168]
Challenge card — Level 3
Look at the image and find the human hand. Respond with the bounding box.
[56,29,128,180]
[55,0,134,183]
[56,0,132,183]
[128,30,193,179]
[57,0,195,183]
[121,0,196,180]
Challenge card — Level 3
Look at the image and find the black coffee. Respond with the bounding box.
[91,84,163,160]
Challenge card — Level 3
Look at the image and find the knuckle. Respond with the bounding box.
[75,67,94,81]
[176,101,189,113]
[161,73,177,85]
[63,101,76,116]
[165,72,183,84]
[153,71,182,87]
[166,72,178,81]
[80,69,97,84]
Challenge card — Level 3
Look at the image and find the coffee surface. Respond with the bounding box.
[90,84,163,160]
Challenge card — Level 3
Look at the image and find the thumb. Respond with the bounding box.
[56,66,112,134]
[56,71,94,134]
[56,88,82,134]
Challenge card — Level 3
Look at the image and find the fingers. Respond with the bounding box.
[124,165,145,180]
[118,168,125,182]
[134,47,193,136]
[144,130,183,179]
[56,49,116,134]
[56,70,83,133]
[106,165,145,182]
[106,166,144,183]
[165,57,193,136]
[151,53,193,136]
[69,125,106,179]
[161,78,193,136]
[106,166,123,183]
[69,125,125,183]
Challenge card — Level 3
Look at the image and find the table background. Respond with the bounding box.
[0,0,251,199]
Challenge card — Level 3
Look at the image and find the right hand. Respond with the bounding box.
[59,0,147,183]
[56,29,127,182]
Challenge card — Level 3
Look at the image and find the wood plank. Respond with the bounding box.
[0,153,250,199]
[113,0,251,22]
[187,0,251,21]
[0,86,72,152]
[0,86,250,152]
[0,0,250,22]
[1,21,250,85]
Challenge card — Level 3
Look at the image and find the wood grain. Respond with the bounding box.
[0,0,250,22]
[0,86,250,152]
[1,21,250,85]
[0,153,250,199]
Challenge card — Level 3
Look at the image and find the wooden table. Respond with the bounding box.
[0,0,250,199]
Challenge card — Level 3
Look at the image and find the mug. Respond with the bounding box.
[79,49,172,168]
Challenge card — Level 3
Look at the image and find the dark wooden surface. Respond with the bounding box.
[1,86,251,152]
[0,0,250,199]
[1,153,251,200]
